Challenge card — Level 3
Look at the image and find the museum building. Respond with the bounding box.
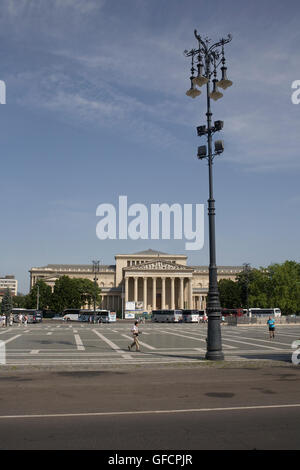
[29,249,242,312]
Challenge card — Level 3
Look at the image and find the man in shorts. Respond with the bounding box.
[128,321,140,352]
[267,316,275,339]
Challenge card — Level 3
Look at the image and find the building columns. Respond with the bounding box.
[171,277,175,310]
[152,277,156,310]
[188,278,193,309]
[123,274,195,311]
[125,277,129,303]
[161,277,166,309]
[180,277,184,309]
[134,276,138,303]
[143,277,147,311]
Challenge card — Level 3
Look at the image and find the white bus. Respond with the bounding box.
[62,309,80,321]
[79,309,117,323]
[182,310,203,323]
[248,308,281,318]
[151,310,183,323]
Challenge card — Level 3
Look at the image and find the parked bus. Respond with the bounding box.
[79,310,117,323]
[12,308,43,323]
[62,309,81,321]
[182,310,203,323]
[151,310,183,323]
[248,308,281,318]
[221,308,244,317]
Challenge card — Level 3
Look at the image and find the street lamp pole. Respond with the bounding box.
[184,30,233,361]
[92,260,100,324]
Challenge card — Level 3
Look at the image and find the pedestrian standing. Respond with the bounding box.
[24,314,28,326]
[267,316,275,339]
[18,313,23,326]
[9,314,13,327]
[128,321,140,352]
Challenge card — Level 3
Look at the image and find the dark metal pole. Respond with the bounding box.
[93,272,96,323]
[184,31,232,361]
[205,57,224,361]
[92,260,100,324]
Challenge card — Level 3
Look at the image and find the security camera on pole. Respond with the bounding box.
[184,30,233,361]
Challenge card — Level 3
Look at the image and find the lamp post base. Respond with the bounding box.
[205,350,224,361]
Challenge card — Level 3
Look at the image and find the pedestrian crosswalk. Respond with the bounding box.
[0,323,298,366]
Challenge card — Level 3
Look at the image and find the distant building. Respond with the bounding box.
[0,275,18,301]
[29,249,242,312]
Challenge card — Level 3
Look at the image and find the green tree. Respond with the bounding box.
[25,280,52,310]
[1,288,13,317]
[12,294,27,308]
[236,268,270,308]
[218,279,241,308]
[268,261,300,315]
[236,261,300,315]
[49,276,82,313]
[73,278,101,309]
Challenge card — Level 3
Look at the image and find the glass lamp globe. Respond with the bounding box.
[209,81,223,101]
[192,75,209,87]
[186,87,201,98]
[216,67,233,90]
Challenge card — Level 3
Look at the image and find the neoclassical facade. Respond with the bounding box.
[29,249,242,312]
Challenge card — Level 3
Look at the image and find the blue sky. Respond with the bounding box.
[0,0,300,293]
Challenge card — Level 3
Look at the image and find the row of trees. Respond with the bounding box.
[1,276,102,314]
[218,261,300,315]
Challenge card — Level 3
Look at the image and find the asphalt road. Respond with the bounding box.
[0,366,300,449]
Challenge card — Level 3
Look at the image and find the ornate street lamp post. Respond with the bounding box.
[92,260,100,324]
[184,30,233,360]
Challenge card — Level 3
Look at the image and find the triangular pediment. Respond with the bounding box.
[125,259,193,272]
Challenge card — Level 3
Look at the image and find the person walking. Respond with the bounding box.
[267,316,275,339]
[128,321,140,352]
[18,313,23,327]
[24,314,28,326]
[9,314,13,327]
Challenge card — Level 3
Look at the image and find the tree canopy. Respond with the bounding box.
[25,280,52,310]
[218,260,300,315]
[49,276,101,313]
[6,277,102,314]
[1,288,13,315]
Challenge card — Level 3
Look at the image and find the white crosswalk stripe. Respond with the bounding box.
[92,329,133,359]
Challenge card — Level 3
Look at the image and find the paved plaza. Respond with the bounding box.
[1,321,300,449]
[0,321,299,367]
